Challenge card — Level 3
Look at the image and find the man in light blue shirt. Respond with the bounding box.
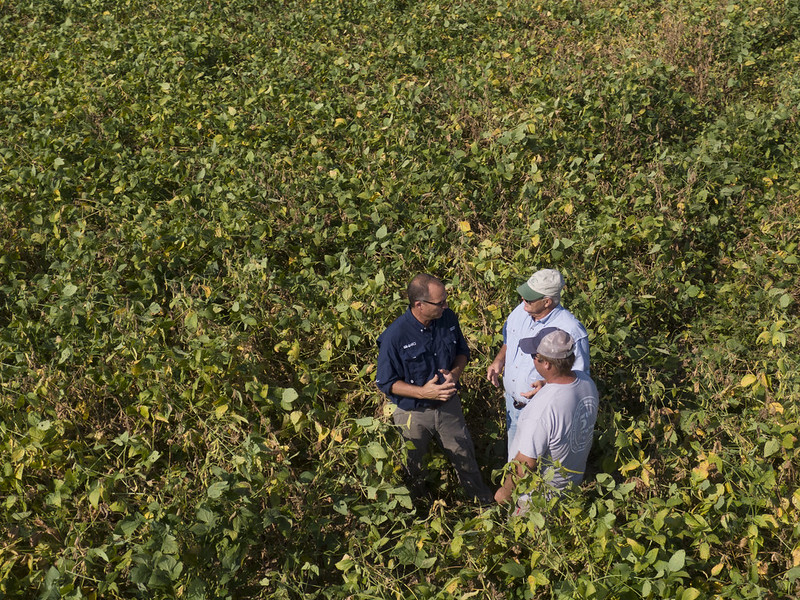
[487,269,590,460]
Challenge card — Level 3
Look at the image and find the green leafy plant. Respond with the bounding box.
[1,0,798,598]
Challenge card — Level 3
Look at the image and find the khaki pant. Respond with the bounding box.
[393,396,493,504]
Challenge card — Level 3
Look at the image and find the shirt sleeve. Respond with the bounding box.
[573,336,590,374]
[375,332,402,396]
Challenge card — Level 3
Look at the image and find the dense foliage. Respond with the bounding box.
[1,0,798,598]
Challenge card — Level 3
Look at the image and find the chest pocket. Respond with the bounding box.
[400,342,432,385]
[436,328,459,367]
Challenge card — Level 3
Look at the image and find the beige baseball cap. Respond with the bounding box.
[516,269,564,301]
[519,327,575,359]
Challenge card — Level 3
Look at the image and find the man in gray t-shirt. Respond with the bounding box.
[495,328,599,506]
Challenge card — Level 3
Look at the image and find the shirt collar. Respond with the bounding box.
[403,307,433,330]
[535,304,563,324]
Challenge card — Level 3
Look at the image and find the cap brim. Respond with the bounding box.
[517,283,545,301]
[518,327,561,355]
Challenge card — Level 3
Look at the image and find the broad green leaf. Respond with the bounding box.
[281,388,299,408]
[207,481,229,499]
[184,311,198,331]
[366,442,387,459]
[530,570,549,585]
[668,549,685,572]
[764,438,780,457]
[450,535,463,556]
[89,486,102,508]
[335,556,354,572]
[500,560,527,578]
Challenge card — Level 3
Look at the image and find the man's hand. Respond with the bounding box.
[495,453,537,504]
[520,380,545,400]
[487,360,503,388]
[420,372,457,401]
[438,368,456,386]
[487,345,506,388]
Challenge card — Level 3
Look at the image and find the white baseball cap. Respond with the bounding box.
[516,269,564,301]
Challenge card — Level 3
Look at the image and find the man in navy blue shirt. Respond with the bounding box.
[376,274,493,505]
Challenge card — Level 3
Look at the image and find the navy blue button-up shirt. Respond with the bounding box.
[376,307,470,410]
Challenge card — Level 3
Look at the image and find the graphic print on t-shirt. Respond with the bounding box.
[569,395,597,453]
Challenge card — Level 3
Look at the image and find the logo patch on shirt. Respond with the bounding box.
[402,341,417,350]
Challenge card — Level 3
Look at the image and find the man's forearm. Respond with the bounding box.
[390,380,426,399]
[494,454,537,504]
[449,354,468,382]
[492,344,507,368]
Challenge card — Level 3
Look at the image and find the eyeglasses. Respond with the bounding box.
[421,299,447,308]
[513,399,527,410]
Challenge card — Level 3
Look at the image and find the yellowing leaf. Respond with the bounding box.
[458,221,472,232]
[444,578,459,594]
[619,459,640,475]
[290,411,303,426]
[626,537,645,556]
[740,374,757,387]
[641,466,651,486]
[316,423,329,443]
[792,546,800,567]
[563,202,573,215]
[215,404,228,418]
[680,588,701,600]
[699,542,710,560]
[334,118,347,127]
[531,234,540,247]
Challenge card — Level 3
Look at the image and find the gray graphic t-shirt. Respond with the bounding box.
[509,371,599,491]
